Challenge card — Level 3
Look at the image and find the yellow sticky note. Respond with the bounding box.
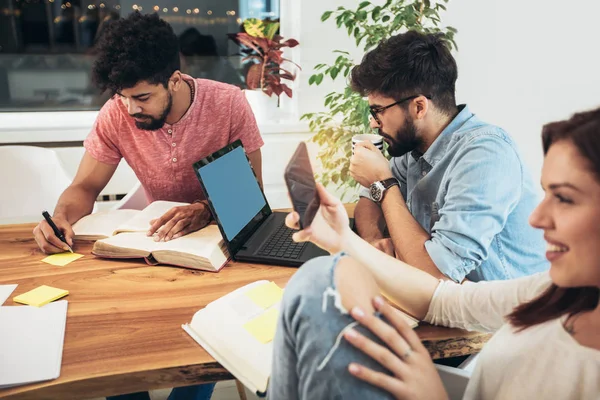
[13,285,69,307]
[42,252,84,267]
[245,281,283,309]
[243,307,279,344]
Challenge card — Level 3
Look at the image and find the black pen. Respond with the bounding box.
[42,211,73,253]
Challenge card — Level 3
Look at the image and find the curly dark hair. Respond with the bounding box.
[350,30,457,115]
[92,12,180,93]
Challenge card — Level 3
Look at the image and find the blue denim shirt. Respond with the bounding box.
[360,105,549,282]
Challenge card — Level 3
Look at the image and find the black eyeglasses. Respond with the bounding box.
[369,94,432,124]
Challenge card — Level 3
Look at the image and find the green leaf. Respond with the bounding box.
[330,67,339,80]
[382,15,390,22]
[358,1,370,10]
[321,11,333,22]
[315,73,324,85]
[393,13,405,26]
[371,6,381,20]
[308,75,316,85]
[357,10,368,21]
[356,34,365,47]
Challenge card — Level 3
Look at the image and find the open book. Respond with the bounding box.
[92,225,229,272]
[182,281,418,397]
[73,201,229,272]
[72,201,189,240]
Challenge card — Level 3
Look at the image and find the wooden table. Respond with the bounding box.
[0,223,489,400]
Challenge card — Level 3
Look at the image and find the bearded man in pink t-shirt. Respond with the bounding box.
[34,12,264,256]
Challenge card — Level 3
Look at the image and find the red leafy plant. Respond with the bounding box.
[228,19,300,98]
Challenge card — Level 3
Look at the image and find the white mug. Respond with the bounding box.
[352,134,384,155]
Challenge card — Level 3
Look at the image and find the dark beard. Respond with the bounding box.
[132,93,173,131]
[379,117,423,157]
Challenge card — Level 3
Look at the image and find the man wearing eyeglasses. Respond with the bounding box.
[350,31,547,282]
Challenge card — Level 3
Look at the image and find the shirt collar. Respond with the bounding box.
[413,104,474,166]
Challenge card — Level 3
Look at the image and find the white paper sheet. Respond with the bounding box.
[0,284,17,306]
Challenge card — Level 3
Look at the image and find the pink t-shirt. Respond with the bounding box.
[84,76,264,203]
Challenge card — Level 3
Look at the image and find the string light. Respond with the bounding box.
[115,5,120,9]
[186,9,191,14]
[193,8,199,14]
[207,10,212,15]
[132,4,138,10]
[99,3,105,7]
[153,5,159,11]
[172,6,178,12]
[162,7,167,12]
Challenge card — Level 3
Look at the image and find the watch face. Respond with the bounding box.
[370,184,382,202]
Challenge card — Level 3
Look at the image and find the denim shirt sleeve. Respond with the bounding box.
[424,134,523,282]
[390,155,408,201]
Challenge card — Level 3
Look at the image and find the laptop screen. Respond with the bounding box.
[195,144,268,242]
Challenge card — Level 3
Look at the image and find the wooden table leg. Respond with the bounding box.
[235,379,248,400]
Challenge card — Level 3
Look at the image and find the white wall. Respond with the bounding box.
[295,0,600,184]
[292,0,365,118]
[446,0,600,184]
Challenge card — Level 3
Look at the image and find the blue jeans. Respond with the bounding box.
[107,383,215,400]
[269,254,395,399]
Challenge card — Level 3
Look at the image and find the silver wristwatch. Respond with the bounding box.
[370,177,400,203]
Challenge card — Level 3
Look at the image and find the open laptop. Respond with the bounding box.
[192,140,328,267]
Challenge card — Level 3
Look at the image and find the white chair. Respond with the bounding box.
[435,364,472,400]
[0,146,72,223]
[111,181,148,210]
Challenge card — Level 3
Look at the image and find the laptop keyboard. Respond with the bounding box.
[256,223,307,259]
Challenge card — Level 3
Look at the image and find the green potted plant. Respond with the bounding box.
[229,18,300,119]
[303,0,457,200]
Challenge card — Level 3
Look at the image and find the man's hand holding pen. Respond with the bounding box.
[34,212,75,254]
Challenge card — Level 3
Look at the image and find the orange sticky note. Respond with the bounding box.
[243,307,279,344]
[13,285,69,307]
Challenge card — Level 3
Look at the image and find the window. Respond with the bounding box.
[0,0,280,112]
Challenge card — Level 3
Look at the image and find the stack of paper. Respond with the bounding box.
[0,300,68,388]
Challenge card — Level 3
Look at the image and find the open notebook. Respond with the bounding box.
[0,300,68,388]
[182,281,418,397]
